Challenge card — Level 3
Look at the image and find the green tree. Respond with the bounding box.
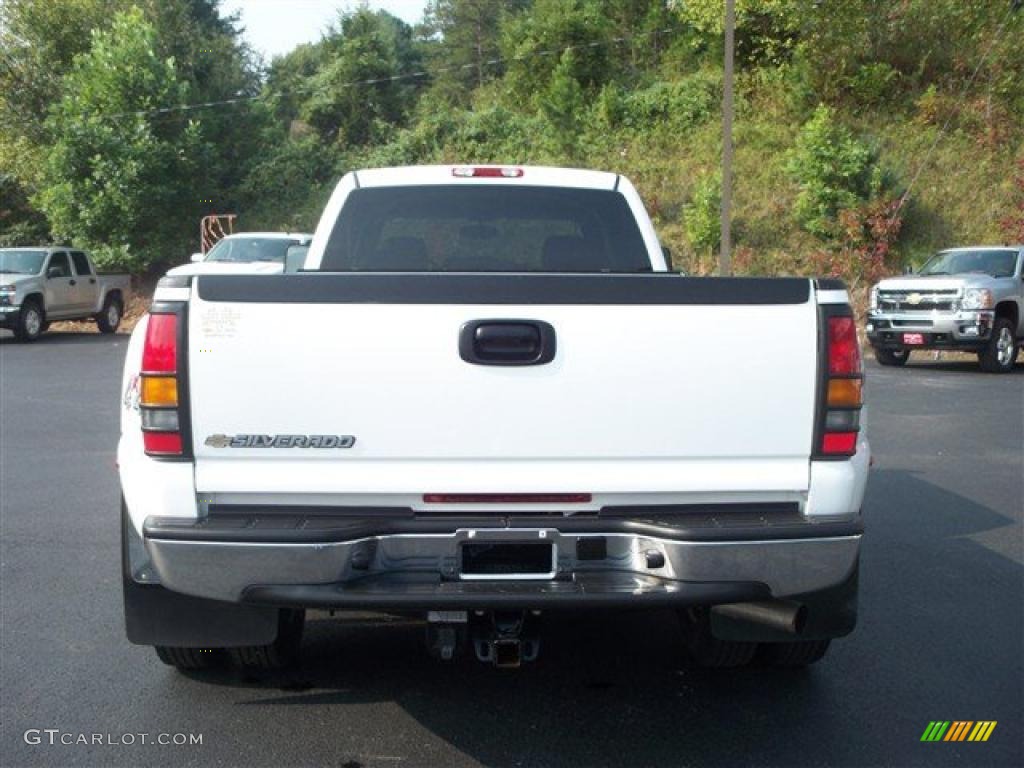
[0,172,50,247]
[423,0,527,100]
[671,0,803,64]
[265,42,332,126]
[1,0,261,252]
[302,9,422,147]
[501,0,614,106]
[602,0,676,74]
[539,50,586,152]
[35,8,209,271]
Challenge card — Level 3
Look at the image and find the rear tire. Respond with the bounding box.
[96,295,122,334]
[13,299,44,342]
[155,645,222,671]
[874,348,909,366]
[759,639,831,667]
[228,609,305,671]
[978,318,1018,373]
[678,608,757,668]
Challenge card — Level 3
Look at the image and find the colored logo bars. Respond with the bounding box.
[921,721,997,742]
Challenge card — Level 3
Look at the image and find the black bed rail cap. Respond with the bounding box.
[196,272,811,306]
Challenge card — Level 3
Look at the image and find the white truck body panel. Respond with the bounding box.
[187,295,818,499]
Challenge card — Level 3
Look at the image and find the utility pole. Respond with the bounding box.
[720,0,735,276]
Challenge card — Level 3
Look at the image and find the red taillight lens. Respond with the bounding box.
[141,313,183,457]
[142,313,178,372]
[143,431,183,455]
[822,432,857,455]
[828,316,860,375]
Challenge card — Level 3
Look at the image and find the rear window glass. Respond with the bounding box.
[71,251,91,275]
[318,185,651,272]
[206,237,304,263]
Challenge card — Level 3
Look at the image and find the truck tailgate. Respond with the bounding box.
[187,274,818,499]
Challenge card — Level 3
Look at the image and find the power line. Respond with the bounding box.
[101,25,682,120]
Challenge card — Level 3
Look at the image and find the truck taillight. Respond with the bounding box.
[141,312,184,457]
[819,313,863,458]
[827,316,860,375]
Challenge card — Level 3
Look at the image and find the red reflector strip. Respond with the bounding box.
[822,432,857,455]
[143,431,183,456]
[142,313,178,373]
[827,316,861,375]
[423,493,591,504]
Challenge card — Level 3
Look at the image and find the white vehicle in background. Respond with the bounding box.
[0,247,130,342]
[165,232,313,277]
[119,165,870,675]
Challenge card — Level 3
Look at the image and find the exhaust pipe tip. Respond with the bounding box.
[791,603,808,634]
[711,600,807,635]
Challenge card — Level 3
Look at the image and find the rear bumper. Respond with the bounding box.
[140,512,862,610]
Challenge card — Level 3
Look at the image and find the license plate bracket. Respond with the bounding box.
[459,540,556,580]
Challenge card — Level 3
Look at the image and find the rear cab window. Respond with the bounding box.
[319,185,651,272]
[71,251,92,276]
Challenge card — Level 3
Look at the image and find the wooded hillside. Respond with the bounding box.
[2,0,1022,291]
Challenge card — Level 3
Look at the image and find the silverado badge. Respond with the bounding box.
[204,434,356,449]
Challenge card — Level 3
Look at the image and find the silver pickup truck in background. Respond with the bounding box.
[866,246,1023,373]
[0,247,131,342]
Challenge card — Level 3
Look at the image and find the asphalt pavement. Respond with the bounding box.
[1,330,1021,768]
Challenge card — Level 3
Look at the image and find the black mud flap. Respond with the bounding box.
[122,498,278,647]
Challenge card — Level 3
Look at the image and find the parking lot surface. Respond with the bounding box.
[1,331,1021,767]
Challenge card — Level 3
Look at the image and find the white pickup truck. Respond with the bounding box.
[1,247,130,341]
[119,166,869,673]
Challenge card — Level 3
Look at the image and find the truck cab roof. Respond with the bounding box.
[352,165,621,190]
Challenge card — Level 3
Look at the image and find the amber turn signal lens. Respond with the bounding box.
[141,375,178,407]
[827,378,862,407]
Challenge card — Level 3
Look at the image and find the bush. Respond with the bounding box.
[810,195,904,291]
[683,171,721,255]
[598,71,720,132]
[88,243,137,273]
[1000,157,1024,243]
[786,105,875,238]
[847,62,899,106]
